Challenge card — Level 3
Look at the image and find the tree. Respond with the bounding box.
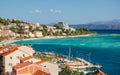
[0,17,9,25]
[59,66,72,75]
[80,72,84,75]
[73,70,79,75]
[54,24,62,29]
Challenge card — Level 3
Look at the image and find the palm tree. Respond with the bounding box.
[73,70,79,75]
[59,66,72,75]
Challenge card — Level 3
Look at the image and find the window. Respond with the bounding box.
[17,56,20,59]
[23,54,25,57]
[10,57,12,59]
[9,63,12,66]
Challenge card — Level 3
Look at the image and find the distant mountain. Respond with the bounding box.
[70,19,120,30]
[89,19,120,25]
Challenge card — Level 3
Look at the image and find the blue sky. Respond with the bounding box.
[0,0,120,24]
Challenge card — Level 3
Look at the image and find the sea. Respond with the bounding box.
[13,30,120,75]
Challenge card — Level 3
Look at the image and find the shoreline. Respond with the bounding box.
[1,34,93,45]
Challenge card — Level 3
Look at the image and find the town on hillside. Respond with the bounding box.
[0,17,95,43]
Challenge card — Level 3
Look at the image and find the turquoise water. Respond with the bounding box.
[13,30,120,75]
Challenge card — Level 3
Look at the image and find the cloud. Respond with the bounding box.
[30,9,42,14]
[50,9,62,13]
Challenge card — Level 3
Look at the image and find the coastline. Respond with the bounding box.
[1,34,93,45]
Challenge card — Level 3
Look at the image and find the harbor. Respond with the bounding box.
[34,49,102,74]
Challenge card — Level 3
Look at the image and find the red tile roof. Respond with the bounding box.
[13,61,32,69]
[33,70,50,75]
[0,30,9,33]
[91,70,107,75]
[35,59,46,64]
[20,56,34,61]
[0,46,9,51]
[2,46,20,56]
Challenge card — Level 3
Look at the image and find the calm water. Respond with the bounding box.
[13,30,120,75]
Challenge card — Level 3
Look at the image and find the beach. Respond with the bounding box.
[1,34,92,45]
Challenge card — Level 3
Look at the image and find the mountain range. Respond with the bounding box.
[70,19,120,30]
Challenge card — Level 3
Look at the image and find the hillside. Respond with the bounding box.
[70,19,120,30]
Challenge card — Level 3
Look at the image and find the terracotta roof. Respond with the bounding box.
[13,61,32,69]
[0,46,9,51]
[33,70,50,75]
[91,70,107,75]
[20,56,34,61]
[0,30,9,34]
[2,46,20,56]
[35,59,46,64]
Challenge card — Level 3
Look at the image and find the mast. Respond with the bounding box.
[68,48,71,60]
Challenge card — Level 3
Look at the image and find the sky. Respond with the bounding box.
[0,0,120,24]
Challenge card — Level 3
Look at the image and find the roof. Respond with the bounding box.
[2,46,20,56]
[33,70,50,75]
[20,56,34,61]
[35,59,46,64]
[0,30,10,34]
[13,61,32,69]
[0,46,9,51]
[91,70,106,75]
[18,46,35,55]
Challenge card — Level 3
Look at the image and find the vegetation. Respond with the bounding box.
[0,17,25,25]
[0,37,5,42]
[59,66,85,75]
[0,17,9,25]
[54,24,62,29]
[37,55,53,62]
[42,25,48,36]
[11,19,24,25]
[59,66,73,75]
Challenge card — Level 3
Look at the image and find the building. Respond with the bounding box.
[90,69,107,75]
[20,55,59,75]
[0,45,35,74]
[21,24,29,29]
[12,61,50,75]
[36,61,59,75]
[29,32,35,38]
[0,30,15,37]
[58,22,69,28]
[0,45,59,75]
[20,56,41,63]
[33,31,43,37]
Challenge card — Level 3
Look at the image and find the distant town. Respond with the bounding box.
[0,17,95,42]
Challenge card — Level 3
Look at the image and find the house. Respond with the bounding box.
[0,45,35,74]
[33,31,43,37]
[90,69,107,75]
[36,61,59,75]
[29,32,35,38]
[20,56,41,63]
[21,24,29,29]
[58,22,69,28]
[12,61,50,75]
[15,33,20,38]
[0,30,15,37]
[0,26,10,30]
[21,56,59,75]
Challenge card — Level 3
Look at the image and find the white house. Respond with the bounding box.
[0,45,35,74]
[33,31,43,37]
[29,32,35,38]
